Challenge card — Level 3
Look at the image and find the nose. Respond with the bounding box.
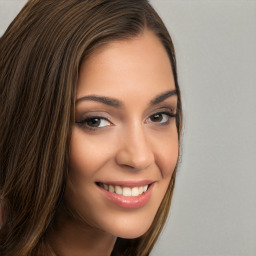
[115,123,154,170]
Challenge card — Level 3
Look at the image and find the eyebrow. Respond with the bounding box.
[76,89,177,107]
[76,95,122,107]
[150,90,177,105]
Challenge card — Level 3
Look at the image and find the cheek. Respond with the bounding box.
[153,130,179,179]
[69,128,112,179]
[66,129,112,220]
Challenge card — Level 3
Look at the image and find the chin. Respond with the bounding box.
[111,224,151,239]
[101,209,156,239]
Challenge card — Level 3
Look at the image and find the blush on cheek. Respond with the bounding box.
[158,146,179,179]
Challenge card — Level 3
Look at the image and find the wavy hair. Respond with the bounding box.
[0,0,182,255]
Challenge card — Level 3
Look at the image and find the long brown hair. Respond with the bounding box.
[0,0,182,255]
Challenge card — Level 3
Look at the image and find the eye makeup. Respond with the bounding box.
[76,116,112,131]
[74,95,177,132]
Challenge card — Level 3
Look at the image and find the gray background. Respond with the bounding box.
[1,1,256,256]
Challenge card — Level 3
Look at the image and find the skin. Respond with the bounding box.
[50,29,178,256]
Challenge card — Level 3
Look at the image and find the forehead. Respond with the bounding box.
[77,29,175,100]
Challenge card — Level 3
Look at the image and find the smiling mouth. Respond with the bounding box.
[96,182,149,197]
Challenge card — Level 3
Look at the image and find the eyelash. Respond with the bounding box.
[147,111,176,125]
[76,116,112,131]
[75,111,176,131]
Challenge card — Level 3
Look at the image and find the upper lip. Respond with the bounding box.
[96,180,155,187]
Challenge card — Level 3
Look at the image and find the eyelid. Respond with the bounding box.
[75,110,111,122]
[150,103,177,112]
[76,115,109,123]
[148,105,177,117]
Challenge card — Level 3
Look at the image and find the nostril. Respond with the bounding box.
[115,146,154,171]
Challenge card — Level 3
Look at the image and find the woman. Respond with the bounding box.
[0,0,182,255]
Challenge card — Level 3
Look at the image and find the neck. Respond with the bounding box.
[47,210,116,256]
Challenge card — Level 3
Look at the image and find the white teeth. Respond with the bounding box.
[138,186,144,194]
[109,185,115,193]
[115,185,122,195]
[131,187,139,196]
[143,185,148,192]
[123,187,132,196]
[100,183,149,197]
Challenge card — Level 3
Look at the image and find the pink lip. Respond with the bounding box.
[97,182,155,209]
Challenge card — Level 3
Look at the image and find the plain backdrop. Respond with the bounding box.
[1,1,256,256]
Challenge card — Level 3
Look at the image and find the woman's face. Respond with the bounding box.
[66,29,178,238]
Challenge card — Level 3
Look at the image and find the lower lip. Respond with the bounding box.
[98,184,154,209]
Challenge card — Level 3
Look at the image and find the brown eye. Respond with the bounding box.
[147,112,175,125]
[76,116,111,129]
[150,114,163,122]
[87,118,101,127]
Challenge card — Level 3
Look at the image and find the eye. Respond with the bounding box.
[76,117,111,129]
[147,112,175,125]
